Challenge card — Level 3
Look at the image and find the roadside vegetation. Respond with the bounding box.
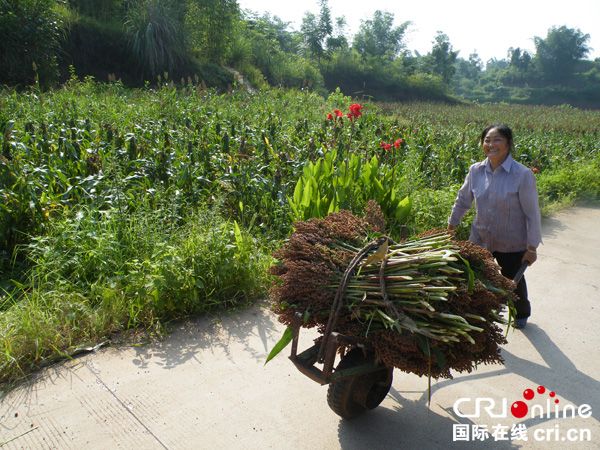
[1,79,599,385]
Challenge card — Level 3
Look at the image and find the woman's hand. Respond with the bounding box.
[522,247,537,265]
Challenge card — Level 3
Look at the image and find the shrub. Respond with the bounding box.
[25,205,271,319]
[124,0,188,81]
[59,14,137,84]
[0,204,272,383]
[537,158,600,211]
[0,0,65,86]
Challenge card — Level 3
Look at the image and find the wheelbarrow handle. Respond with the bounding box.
[513,261,529,284]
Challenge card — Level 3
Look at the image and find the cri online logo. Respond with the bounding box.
[512,385,557,418]
[453,385,593,419]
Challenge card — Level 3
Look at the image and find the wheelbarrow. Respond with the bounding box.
[288,312,393,419]
[288,237,529,420]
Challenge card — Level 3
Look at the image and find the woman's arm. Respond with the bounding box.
[519,169,542,264]
[448,166,474,228]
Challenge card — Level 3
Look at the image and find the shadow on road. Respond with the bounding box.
[1,302,281,414]
[334,320,599,449]
[129,302,280,370]
[501,324,600,423]
[337,386,519,449]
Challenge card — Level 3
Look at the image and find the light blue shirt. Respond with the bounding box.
[449,154,542,253]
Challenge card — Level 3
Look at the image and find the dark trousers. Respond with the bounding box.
[492,251,531,319]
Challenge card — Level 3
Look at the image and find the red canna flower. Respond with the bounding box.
[327,113,333,120]
[394,138,404,148]
[380,141,392,151]
[348,103,363,119]
[334,109,343,118]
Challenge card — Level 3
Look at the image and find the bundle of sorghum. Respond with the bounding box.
[270,209,516,379]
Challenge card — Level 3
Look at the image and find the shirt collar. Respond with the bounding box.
[485,154,514,173]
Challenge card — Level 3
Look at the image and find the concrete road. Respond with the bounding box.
[1,206,599,449]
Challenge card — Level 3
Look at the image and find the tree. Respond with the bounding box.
[508,47,532,71]
[186,0,239,64]
[427,31,458,85]
[301,13,322,60]
[485,58,509,71]
[326,16,348,52]
[245,13,300,54]
[0,0,65,86]
[534,26,590,83]
[352,10,410,61]
[465,52,483,79]
[318,0,332,39]
[125,0,188,79]
[68,0,125,21]
[300,0,333,62]
[235,11,321,89]
[454,52,482,82]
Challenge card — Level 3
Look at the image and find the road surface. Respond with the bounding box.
[1,206,599,449]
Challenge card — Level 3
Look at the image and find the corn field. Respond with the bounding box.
[0,80,599,384]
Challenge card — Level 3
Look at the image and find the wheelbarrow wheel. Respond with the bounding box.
[327,348,393,419]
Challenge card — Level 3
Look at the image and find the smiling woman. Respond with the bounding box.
[448,124,542,329]
[482,126,511,170]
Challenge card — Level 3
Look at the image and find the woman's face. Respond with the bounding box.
[482,128,510,165]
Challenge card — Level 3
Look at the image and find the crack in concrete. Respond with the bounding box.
[85,361,169,450]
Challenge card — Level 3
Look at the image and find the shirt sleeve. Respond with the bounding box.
[449,166,474,226]
[519,169,543,248]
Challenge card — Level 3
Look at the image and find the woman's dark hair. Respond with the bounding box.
[480,124,513,151]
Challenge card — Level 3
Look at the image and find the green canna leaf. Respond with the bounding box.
[293,178,303,206]
[301,179,313,209]
[395,195,412,222]
[265,327,294,364]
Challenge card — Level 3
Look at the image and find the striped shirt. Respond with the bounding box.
[449,154,542,253]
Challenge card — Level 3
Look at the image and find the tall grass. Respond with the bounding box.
[0,202,271,384]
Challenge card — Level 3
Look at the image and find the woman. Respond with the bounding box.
[448,124,542,329]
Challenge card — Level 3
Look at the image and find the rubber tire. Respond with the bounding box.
[327,348,393,420]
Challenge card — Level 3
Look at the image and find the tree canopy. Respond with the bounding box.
[534,26,591,83]
[353,11,411,61]
[1,1,599,107]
